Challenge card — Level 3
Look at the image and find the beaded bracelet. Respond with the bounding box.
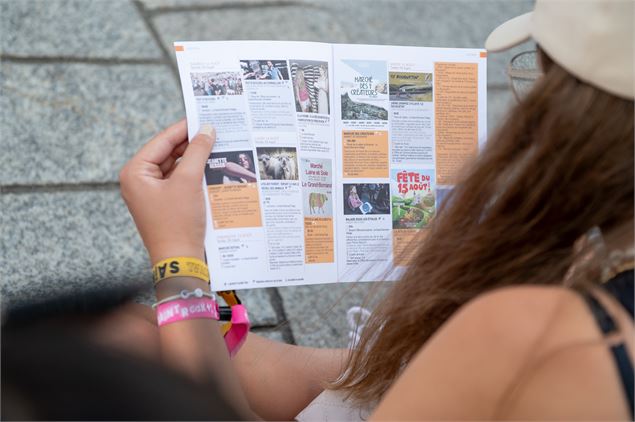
[152,288,214,309]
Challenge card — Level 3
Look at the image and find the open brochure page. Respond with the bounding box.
[332,44,487,282]
[175,41,337,290]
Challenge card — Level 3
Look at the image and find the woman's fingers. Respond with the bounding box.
[173,139,189,156]
[126,120,215,183]
[159,155,177,176]
[136,119,188,165]
[159,139,188,175]
[164,159,180,179]
[173,126,216,182]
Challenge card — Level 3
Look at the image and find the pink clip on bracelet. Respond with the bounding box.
[224,304,250,358]
[156,298,219,327]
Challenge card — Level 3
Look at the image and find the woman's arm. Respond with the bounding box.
[120,121,347,419]
[155,275,255,418]
[119,121,256,418]
[223,161,257,182]
[114,304,347,420]
[234,333,347,420]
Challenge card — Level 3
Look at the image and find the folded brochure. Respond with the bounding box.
[174,40,487,291]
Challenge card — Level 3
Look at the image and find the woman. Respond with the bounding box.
[221,152,257,184]
[205,150,257,185]
[347,185,363,212]
[294,68,312,112]
[116,1,633,420]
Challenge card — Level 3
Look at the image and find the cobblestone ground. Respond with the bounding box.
[1,0,533,347]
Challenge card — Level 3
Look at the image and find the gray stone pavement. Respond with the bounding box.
[1,0,533,347]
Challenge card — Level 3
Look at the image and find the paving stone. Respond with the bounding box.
[255,329,286,343]
[151,5,348,57]
[317,0,535,87]
[0,190,149,309]
[141,0,289,9]
[0,190,282,326]
[150,0,533,86]
[237,288,279,326]
[0,0,162,60]
[278,281,391,348]
[0,62,183,185]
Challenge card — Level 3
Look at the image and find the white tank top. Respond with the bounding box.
[296,389,374,421]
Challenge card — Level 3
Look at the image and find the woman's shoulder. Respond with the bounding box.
[446,284,628,357]
[457,283,631,339]
[459,284,633,419]
[466,284,582,310]
[372,284,632,420]
[456,285,585,332]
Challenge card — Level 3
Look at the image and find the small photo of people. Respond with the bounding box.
[191,72,243,97]
[290,60,329,114]
[240,60,290,80]
[256,147,299,181]
[205,150,258,185]
[344,183,390,215]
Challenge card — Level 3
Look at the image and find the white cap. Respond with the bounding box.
[485,0,634,99]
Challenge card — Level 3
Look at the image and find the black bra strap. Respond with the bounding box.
[584,295,618,334]
[584,294,634,419]
[611,343,635,419]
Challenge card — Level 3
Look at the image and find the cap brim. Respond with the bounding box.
[485,12,533,52]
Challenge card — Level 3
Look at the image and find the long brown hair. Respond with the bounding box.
[332,50,634,404]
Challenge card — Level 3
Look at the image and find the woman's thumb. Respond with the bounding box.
[175,125,216,181]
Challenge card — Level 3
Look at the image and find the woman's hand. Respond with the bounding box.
[119,120,215,264]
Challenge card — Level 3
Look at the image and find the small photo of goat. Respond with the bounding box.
[256,147,299,181]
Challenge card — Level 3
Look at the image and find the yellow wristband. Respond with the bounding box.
[152,257,209,285]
